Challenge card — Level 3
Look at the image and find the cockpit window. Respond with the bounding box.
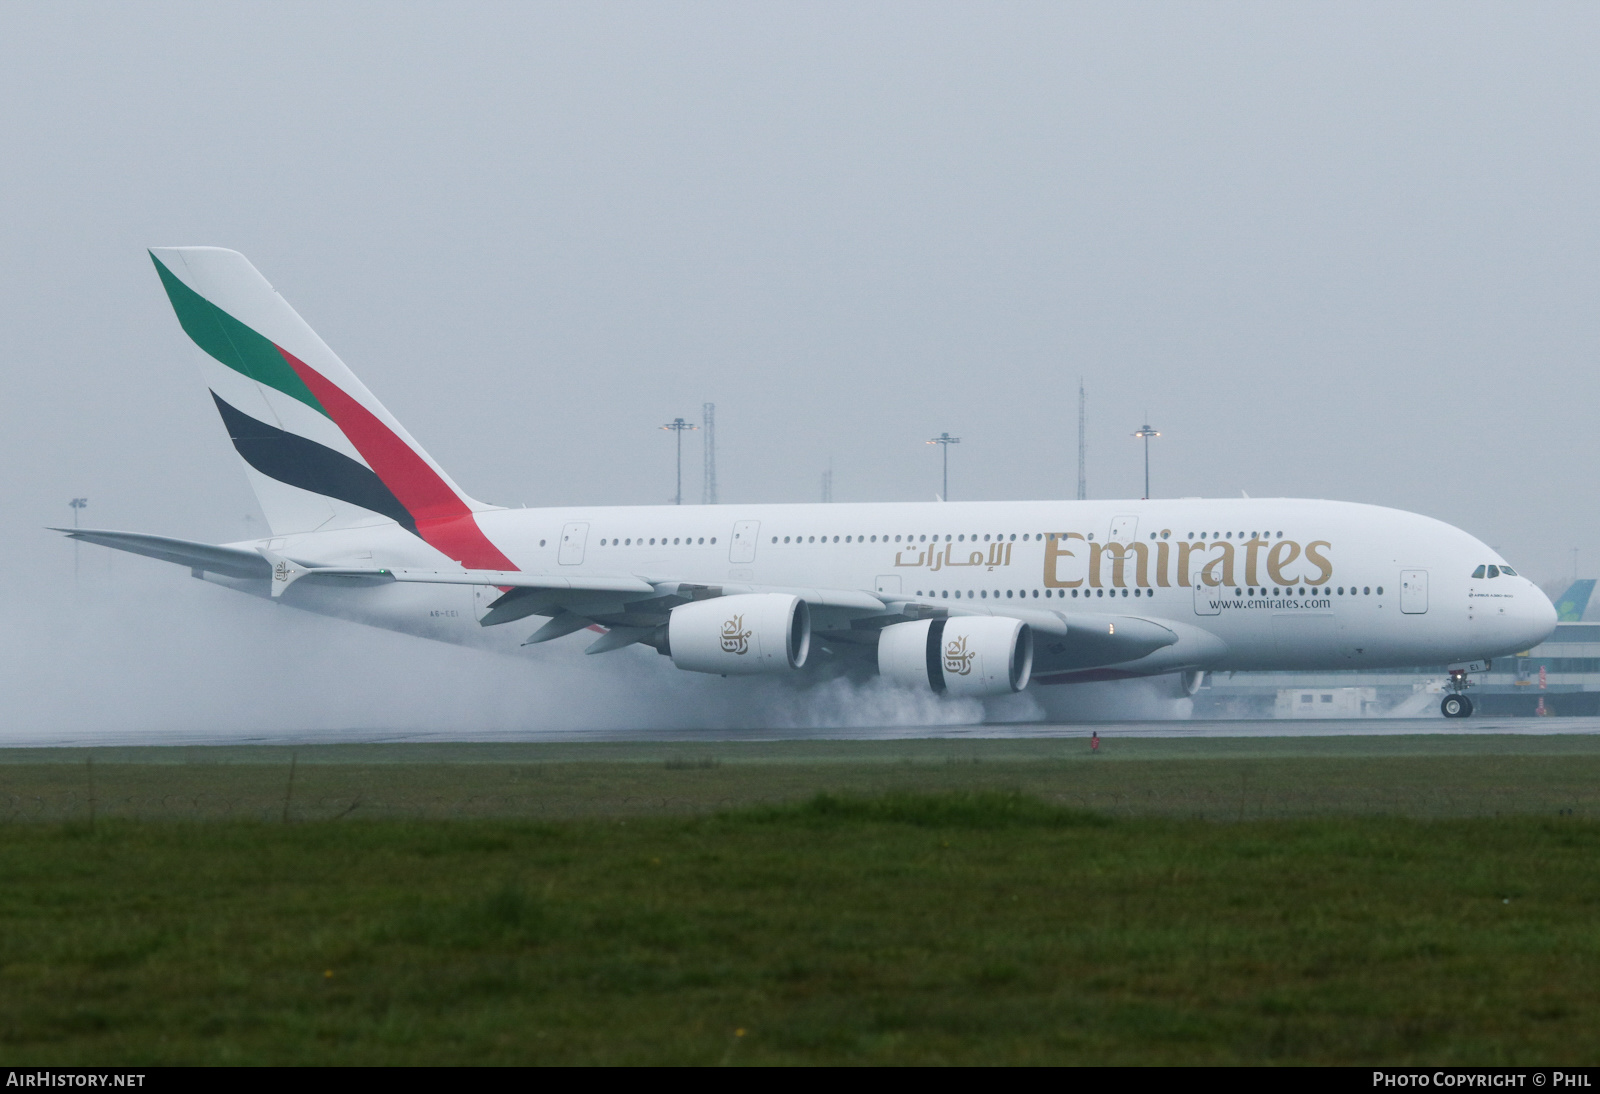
[1487,565,1500,578]
[1472,565,1486,578]
[1500,565,1517,576]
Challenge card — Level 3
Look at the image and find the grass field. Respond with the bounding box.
[2,735,1598,1064]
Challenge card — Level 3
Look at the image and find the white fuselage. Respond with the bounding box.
[204,497,1557,683]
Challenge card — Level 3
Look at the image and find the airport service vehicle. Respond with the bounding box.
[58,248,1557,719]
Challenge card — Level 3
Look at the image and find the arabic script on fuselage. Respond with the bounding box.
[895,541,1013,572]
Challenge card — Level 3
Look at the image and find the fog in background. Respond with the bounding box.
[4,2,1598,738]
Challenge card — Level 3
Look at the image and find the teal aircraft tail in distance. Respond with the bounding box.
[1553,579,1596,622]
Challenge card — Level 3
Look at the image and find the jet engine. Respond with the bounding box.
[668,593,811,675]
[877,616,1033,697]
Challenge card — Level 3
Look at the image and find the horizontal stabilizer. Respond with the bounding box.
[278,567,655,596]
[387,569,654,593]
[52,528,270,580]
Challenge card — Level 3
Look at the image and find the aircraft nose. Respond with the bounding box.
[1512,583,1558,649]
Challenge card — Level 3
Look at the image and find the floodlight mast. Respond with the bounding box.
[69,497,87,580]
[1132,421,1161,500]
[661,418,698,505]
[926,432,960,501]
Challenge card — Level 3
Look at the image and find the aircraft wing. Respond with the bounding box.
[57,527,1190,671]
[54,529,885,639]
[51,527,272,580]
[271,565,881,607]
[274,564,656,597]
[325,567,1180,670]
[50,528,662,600]
[470,578,887,647]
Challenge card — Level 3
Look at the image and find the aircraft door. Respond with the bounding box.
[558,522,589,565]
[1110,515,1138,542]
[1193,569,1221,615]
[729,520,760,564]
[1400,569,1428,614]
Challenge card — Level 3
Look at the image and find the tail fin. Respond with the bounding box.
[150,247,514,570]
[1553,579,1595,622]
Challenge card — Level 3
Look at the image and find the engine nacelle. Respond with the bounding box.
[877,616,1033,697]
[668,593,811,675]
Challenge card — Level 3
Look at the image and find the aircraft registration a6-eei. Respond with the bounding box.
[59,248,1558,720]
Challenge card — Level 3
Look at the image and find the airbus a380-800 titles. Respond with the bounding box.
[58,248,1557,720]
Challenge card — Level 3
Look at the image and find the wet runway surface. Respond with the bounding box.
[5,717,1598,749]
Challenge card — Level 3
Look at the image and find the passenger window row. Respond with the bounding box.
[772,533,1024,544]
[768,530,1297,544]
[585,529,1310,548]
[1183,531,1286,540]
[907,585,1383,601]
[914,588,1119,600]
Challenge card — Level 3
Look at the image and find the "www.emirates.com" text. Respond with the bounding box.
[1202,598,1334,611]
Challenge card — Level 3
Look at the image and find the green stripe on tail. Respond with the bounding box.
[150,252,328,418]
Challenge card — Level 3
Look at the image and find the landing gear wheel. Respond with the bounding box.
[1441,694,1473,719]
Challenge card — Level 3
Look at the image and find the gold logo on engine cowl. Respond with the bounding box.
[944,635,975,676]
[721,614,752,655]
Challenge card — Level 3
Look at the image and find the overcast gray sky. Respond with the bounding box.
[4,2,1600,733]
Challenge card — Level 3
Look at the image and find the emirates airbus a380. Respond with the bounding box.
[59,248,1557,720]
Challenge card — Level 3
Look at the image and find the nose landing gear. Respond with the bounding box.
[1441,662,1486,718]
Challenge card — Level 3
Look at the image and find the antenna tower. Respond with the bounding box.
[821,458,833,503]
[1076,381,1087,500]
[701,402,717,504]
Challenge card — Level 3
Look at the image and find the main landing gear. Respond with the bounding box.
[1441,665,1478,718]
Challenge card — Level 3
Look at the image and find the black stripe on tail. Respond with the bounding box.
[210,391,419,536]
